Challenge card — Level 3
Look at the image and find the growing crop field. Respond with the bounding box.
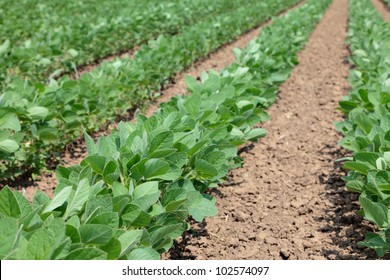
[0,0,390,260]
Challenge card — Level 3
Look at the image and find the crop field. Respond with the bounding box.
[0,0,390,260]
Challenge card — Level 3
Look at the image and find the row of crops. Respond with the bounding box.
[0,0,332,260]
[0,0,300,179]
[0,0,253,86]
[337,0,390,256]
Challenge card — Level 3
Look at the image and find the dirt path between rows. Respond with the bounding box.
[372,0,390,21]
[165,0,379,260]
[15,2,304,201]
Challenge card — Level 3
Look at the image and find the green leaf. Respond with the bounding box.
[88,212,119,229]
[0,186,21,218]
[376,158,387,170]
[37,127,59,142]
[84,155,107,174]
[195,159,218,179]
[127,247,160,260]
[67,48,79,57]
[185,75,200,93]
[144,158,169,179]
[149,131,174,152]
[63,179,91,219]
[133,181,161,211]
[23,218,66,260]
[84,133,98,155]
[0,139,20,153]
[359,231,390,257]
[64,247,107,260]
[0,218,20,259]
[79,224,113,246]
[32,190,50,209]
[343,161,371,175]
[245,128,267,141]
[0,39,10,55]
[117,230,143,258]
[187,193,218,222]
[359,194,389,229]
[43,186,72,213]
[100,237,122,260]
[0,109,21,131]
[27,106,49,121]
[150,224,183,250]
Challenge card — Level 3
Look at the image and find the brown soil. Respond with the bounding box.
[165,0,379,260]
[372,0,390,21]
[12,2,303,201]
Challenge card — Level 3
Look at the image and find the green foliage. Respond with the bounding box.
[336,0,390,256]
[0,0,330,259]
[0,0,301,179]
[0,0,253,87]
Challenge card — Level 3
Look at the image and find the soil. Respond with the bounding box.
[164,0,380,260]
[11,2,303,201]
[372,0,390,21]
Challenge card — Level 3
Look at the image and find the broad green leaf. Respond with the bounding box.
[79,224,113,246]
[66,224,80,243]
[100,237,122,260]
[355,152,379,168]
[84,133,98,155]
[0,39,10,55]
[144,158,169,179]
[187,193,218,222]
[0,139,20,153]
[0,186,21,218]
[195,159,218,179]
[43,186,72,213]
[185,75,200,93]
[343,161,371,175]
[23,218,66,260]
[359,194,389,229]
[120,202,151,227]
[149,131,174,152]
[64,247,107,260]
[32,190,50,209]
[133,181,161,211]
[117,230,143,258]
[0,109,21,131]
[27,106,49,121]
[359,231,390,257]
[12,191,32,217]
[88,212,119,229]
[127,247,160,260]
[84,155,107,174]
[376,158,387,170]
[150,224,183,250]
[64,179,91,219]
[0,218,20,259]
[245,128,267,141]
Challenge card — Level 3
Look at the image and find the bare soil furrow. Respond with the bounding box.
[166,0,379,260]
[16,2,304,201]
[372,0,390,21]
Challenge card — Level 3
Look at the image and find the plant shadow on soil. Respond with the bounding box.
[316,144,378,260]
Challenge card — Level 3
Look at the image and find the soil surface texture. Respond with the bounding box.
[13,2,303,201]
[165,0,379,260]
[372,0,390,21]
